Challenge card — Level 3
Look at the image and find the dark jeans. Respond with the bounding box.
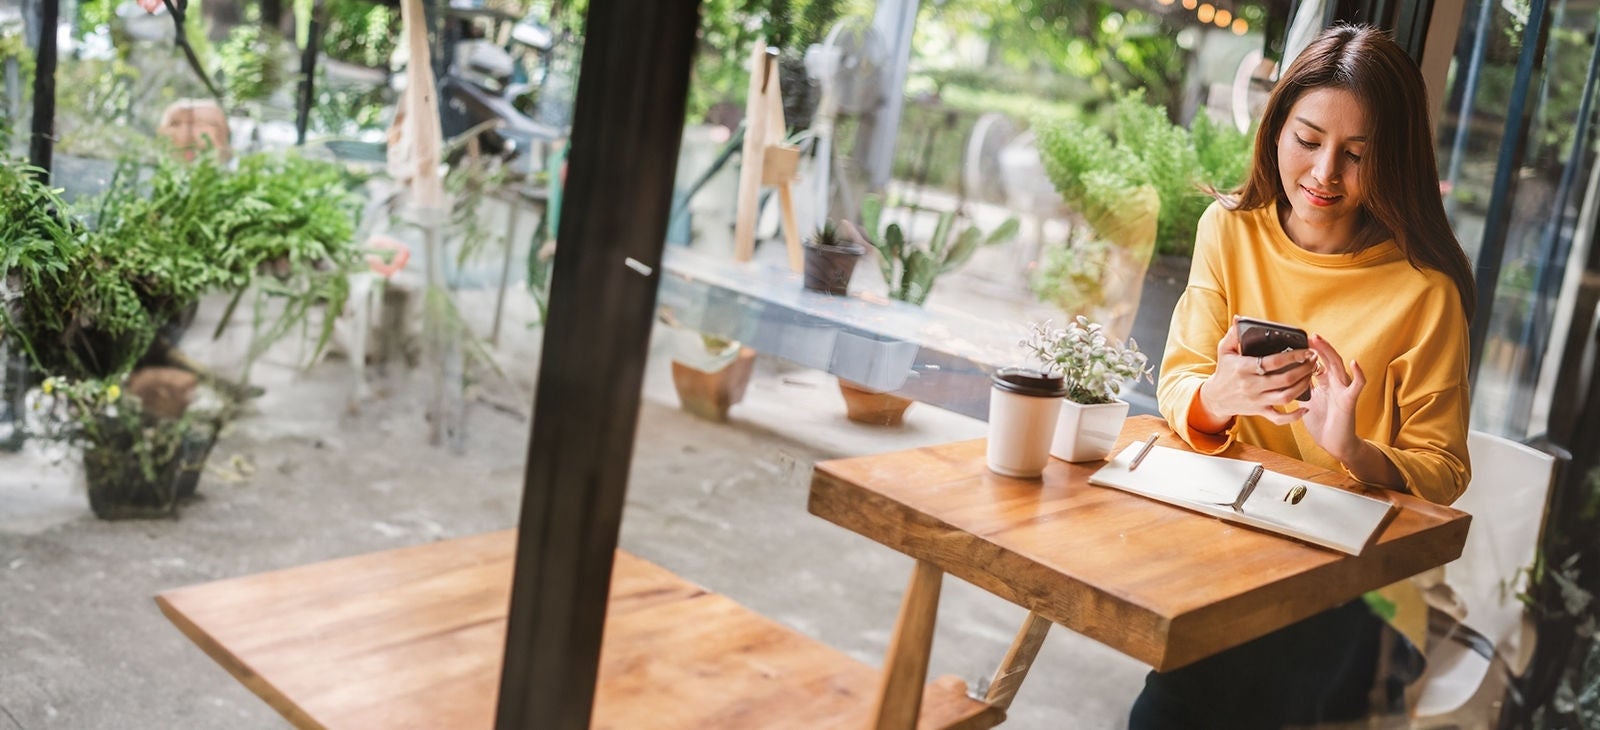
[1128,600,1407,730]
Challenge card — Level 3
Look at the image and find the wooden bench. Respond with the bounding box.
[156,530,1003,729]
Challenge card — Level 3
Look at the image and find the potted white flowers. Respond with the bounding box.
[1021,316,1153,462]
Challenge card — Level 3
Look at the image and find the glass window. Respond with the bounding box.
[1437,0,1600,438]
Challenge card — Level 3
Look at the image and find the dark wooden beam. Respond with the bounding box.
[494,1,702,729]
[28,0,59,181]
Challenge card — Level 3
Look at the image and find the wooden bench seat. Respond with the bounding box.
[156,530,1002,729]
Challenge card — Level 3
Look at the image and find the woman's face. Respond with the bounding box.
[1275,87,1370,253]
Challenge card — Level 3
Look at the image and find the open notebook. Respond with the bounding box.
[1089,443,1397,556]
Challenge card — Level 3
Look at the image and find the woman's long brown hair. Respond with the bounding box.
[1227,25,1477,322]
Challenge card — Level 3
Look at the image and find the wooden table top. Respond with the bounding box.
[156,530,998,730]
[808,415,1471,671]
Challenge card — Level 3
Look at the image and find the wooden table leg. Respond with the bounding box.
[984,611,1051,711]
[873,560,943,730]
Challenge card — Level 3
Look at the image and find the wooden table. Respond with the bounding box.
[808,415,1471,730]
[156,530,1000,730]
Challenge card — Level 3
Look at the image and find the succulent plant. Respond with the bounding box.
[842,195,1019,307]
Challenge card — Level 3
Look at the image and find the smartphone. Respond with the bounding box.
[1236,316,1311,401]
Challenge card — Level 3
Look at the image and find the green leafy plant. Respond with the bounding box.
[0,159,141,380]
[35,374,225,518]
[214,10,293,106]
[1036,90,1251,257]
[1032,233,1114,315]
[0,151,362,384]
[845,194,1020,307]
[37,377,179,479]
[1020,316,1151,405]
[809,220,847,248]
[1512,466,1600,728]
[321,0,399,69]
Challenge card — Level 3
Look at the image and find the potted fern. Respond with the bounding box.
[1022,316,1152,462]
[0,151,360,518]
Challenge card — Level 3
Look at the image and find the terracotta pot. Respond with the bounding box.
[671,347,757,422]
[156,99,231,162]
[1050,398,1130,462]
[837,379,913,426]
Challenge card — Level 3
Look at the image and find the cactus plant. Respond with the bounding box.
[842,195,1019,307]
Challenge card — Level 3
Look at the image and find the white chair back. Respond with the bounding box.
[1412,430,1557,720]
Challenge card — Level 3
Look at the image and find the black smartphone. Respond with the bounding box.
[1236,316,1312,401]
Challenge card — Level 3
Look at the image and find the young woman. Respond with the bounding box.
[1137,24,1476,729]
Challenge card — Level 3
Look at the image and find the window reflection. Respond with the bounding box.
[1438,0,1600,438]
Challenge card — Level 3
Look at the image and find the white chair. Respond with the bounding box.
[1410,430,1559,727]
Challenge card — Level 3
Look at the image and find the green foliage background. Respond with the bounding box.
[1035,91,1251,257]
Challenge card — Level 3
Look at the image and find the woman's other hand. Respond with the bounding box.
[1194,316,1317,429]
[1300,334,1365,461]
[1299,334,1405,487]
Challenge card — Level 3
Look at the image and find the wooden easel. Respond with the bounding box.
[733,43,803,272]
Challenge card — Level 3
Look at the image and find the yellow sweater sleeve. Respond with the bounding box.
[1158,205,1234,454]
[1364,293,1472,505]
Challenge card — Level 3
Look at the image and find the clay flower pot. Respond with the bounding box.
[671,347,758,422]
[837,379,913,426]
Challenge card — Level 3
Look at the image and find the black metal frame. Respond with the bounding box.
[1390,0,1434,62]
[494,1,702,728]
[1467,0,1552,385]
[1507,11,1600,432]
[27,0,59,182]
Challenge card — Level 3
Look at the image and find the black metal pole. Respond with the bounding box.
[1392,0,1434,64]
[1468,0,1551,386]
[295,1,324,146]
[27,0,58,182]
[493,1,701,728]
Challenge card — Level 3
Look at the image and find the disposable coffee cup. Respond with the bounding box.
[987,367,1068,478]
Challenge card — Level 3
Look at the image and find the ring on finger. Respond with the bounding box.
[1254,356,1266,376]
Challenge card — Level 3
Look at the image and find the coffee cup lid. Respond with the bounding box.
[992,367,1067,397]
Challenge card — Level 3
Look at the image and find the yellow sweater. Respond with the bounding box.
[1158,201,1473,653]
[1159,201,1471,505]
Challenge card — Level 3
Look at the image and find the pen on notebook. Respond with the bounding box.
[1230,464,1265,512]
[1128,433,1160,471]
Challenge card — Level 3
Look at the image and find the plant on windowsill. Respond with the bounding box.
[845,194,1021,308]
[831,194,1020,426]
[801,220,866,296]
[1022,316,1152,462]
[666,328,757,423]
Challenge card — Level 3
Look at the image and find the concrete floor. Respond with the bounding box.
[0,267,1152,729]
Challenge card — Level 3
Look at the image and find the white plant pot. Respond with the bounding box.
[1050,399,1130,463]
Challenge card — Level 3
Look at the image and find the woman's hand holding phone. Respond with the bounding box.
[1193,316,1318,430]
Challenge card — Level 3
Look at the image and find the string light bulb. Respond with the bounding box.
[1156,0,1174,5]
[1232,17,1249,35]
[1197,3,1215,23]
[1215,9,1232,26]
[1182,0,1197,9]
